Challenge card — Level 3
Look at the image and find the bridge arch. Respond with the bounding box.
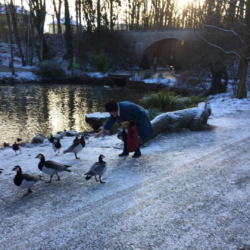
[120,29,202,57]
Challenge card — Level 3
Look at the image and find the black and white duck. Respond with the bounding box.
[56,129,67,139]
[35,153,72,183]
[12,142,21,155]
[48,134,54,143]
[84,155,107,183]
[3,142,10,148]
[53,138,62,155]
[12,166,43,196]
[63,134,86,159]
[73,135,79,143]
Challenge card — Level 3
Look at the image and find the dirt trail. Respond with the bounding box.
[0,64,32,72]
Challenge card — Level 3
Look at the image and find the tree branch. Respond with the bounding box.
[201,23,244,44]
[198,34,241,58]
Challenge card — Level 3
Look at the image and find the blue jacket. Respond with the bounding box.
[103,101,153,141]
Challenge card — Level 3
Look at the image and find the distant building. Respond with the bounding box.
[48,17,85,34]
[0,3,29,30]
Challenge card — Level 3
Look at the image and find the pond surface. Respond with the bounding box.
[0,83,150,148]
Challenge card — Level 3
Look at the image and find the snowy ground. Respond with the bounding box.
[1,92,250,250]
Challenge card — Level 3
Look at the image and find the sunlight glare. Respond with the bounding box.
[178,0,205,8]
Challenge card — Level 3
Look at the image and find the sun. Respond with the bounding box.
[177,0,205,8]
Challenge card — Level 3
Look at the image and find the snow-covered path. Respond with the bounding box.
[1,96,250,250]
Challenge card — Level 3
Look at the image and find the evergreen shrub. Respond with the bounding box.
[90,51,110,72]
[141,90,205,113]
[32,60,65,79]
[146,108,163,120]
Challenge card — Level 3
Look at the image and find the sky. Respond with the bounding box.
[2,0,207,32]
[1,0,77,32]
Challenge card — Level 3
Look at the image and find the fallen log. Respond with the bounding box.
[85,102,211,145]
[140,102,211,145]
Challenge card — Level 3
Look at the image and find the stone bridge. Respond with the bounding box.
[119,29,204,57]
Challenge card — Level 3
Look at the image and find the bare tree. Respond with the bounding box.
[9,0,26,66]
[52,0,62,34]
[4,0,15,75]
[97,0,101,32]
[200,0,250,98]
[31,0,46,61]
[64,0,73,67]
[82,0,95,33]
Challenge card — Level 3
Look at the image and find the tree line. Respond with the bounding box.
[0,0,249,98]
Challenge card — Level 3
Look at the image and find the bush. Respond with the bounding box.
[143,70,152,79]
[140,90,205,113]
[90,51,110,72]
[146,108,163,120]
[175,71,202,86]
[32,60,65,79]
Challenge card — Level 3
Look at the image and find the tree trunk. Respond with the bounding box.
[209,68,228,95]
[31,0,46,61]
[64,0,73,68]
[237,59,248,99]
[21,0,28,64]
[110,0,113,31]
[39,34,44,61]
[30,21,35,65]
[10,1,26,66]
[4,0,15,75]
[52,0,62,34]
[97,0,101,32]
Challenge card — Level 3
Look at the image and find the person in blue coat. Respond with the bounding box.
[95,101,154,158]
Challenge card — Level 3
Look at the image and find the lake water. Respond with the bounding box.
[0,83,150,148]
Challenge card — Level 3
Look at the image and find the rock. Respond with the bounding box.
[65,130,79,137]
[85,112,110,130]
[31,134,46,144]
[18,141,26,147]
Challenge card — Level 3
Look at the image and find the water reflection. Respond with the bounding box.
[0,83,149,147]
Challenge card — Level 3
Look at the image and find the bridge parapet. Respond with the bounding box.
[119,29,204,56]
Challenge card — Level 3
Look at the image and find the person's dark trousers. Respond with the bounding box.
[119,129,129,156]
[119,129,141,157]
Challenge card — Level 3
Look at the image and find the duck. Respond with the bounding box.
[53,138,62,155]
[3,142,10,147]
[73,135,79,143]
[12,165,43,196]
[56,129,67,139]
[48,134,54,143]
[35,153,72,183]
[84,155,107,183]
[12,142,21,155]
[63,134,86,159]
[0,168,3,174]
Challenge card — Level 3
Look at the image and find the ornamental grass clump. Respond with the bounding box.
[141,90,205,113]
